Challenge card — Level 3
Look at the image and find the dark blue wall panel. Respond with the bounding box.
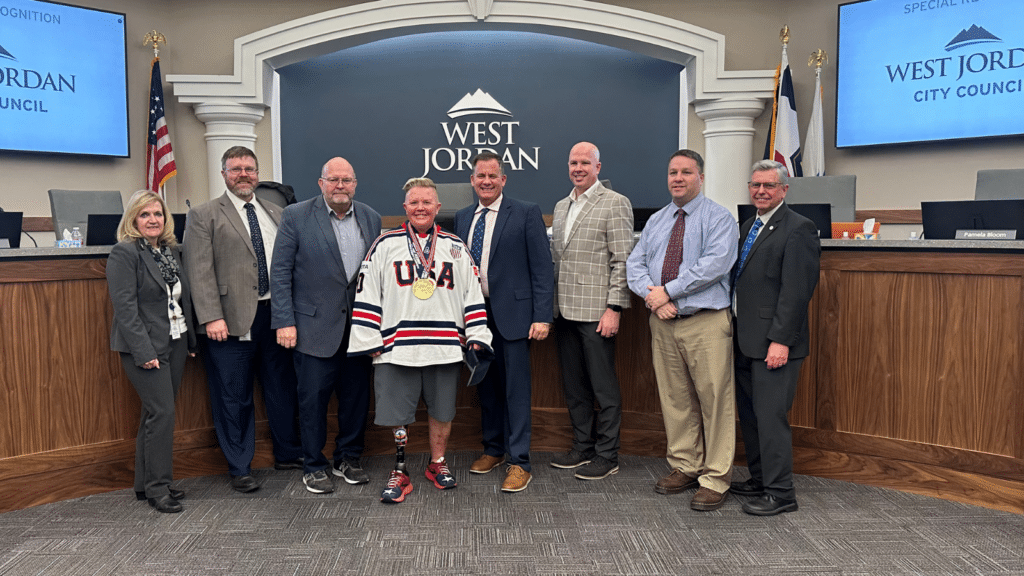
[278,31,683,215]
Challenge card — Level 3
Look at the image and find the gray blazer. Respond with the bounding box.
[184,192,284,336]
[270,197,381,358]
[107,241,197,366]
[551,183,634,322]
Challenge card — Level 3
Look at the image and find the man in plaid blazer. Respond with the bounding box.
[549,141,634,480]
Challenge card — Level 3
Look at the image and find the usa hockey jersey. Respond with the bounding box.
[348,222,492,367]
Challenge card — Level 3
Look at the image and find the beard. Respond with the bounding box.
[227,178,256,199]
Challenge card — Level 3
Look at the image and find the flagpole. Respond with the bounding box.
[804,49,828,177]
[764,26,802,177]
[143,31,177,203]
[765,26,786,161]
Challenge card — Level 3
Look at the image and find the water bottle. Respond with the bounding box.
[71,227,83,247]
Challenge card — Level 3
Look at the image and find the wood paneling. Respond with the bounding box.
[3,249,1024,515]
[22,217,53,233]
[790,446,1024,516]
[855,209,922,224]
[381,215,405,229]
[0,258,107,282]
[819,257,1022,457]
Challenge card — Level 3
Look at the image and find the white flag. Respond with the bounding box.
[804,65,825,177]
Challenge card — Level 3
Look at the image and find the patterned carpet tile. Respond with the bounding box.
[1,452,1023,575]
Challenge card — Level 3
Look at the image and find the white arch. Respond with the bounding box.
[167,0,774,208]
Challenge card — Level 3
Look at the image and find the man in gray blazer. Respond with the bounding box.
[271,157,381,495]
[731,159,821,516]
[184,146,303,493]
[550,141,634,480]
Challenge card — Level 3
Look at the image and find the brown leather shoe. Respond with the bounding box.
[690,486,728,511]
[501,465,532,492]
[655,469,699,494]
[470,454,505,474]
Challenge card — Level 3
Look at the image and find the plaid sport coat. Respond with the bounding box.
[551,183,634,322]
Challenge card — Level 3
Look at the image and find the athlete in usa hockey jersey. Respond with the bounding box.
[349,222,492,366]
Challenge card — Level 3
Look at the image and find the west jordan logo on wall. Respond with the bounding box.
[884,24,1023,102]
[420,89,540,177]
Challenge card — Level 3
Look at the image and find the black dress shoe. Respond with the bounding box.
[741,493,798,516]
[274,458,304,471]
[136,488,185,501]
[230,474,260,493]
[147,494,183,513]
[730,478,764,497]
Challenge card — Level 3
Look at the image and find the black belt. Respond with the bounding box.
[676,308,721,320]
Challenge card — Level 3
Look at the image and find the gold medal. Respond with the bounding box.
[406,222,439,301]
[413,277,436,300]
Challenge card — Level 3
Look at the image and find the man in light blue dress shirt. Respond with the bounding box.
[626,149,738,511]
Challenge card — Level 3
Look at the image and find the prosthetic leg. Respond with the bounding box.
[381,426,413,503]
[393,426,408,473]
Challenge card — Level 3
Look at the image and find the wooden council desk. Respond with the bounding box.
[1,241,1022,513]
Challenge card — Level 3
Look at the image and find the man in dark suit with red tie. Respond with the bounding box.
[454,151,553,493]
[731,159,821,515]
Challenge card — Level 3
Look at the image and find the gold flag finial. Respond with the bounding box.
[808,49,828,68]
[780,26,790,45]
[143,30,167,58]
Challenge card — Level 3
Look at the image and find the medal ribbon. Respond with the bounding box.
[405,222,438,279]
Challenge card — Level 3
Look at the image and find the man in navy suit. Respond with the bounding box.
[270,157,381,494]
[731,159,820,516]
[454,151,553,493]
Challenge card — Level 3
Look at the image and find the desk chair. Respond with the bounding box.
[785,175,856,222]
[974,169,1024,200]
[48,189,123,242]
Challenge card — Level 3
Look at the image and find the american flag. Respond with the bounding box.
[146,58,177,196]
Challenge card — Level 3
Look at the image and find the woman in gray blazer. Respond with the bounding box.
[107,190,197,513]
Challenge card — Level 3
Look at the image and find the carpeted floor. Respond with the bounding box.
[1,452,1022,575]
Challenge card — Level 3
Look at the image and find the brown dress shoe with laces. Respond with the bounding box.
[690,486,728,511]
[501,465,532,492]
[655,469,699,494]
[470,454,505,474]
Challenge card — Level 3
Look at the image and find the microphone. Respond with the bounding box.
[185,199,192,209]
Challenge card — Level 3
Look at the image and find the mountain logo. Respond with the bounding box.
[0,43,16,61]
[446,89,512,118]
[945,25,1001,51]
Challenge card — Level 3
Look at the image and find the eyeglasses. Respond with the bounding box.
[748,182,781,191]
[323,177,357,186]
[226,167,258,175]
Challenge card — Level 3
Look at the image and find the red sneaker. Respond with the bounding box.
[380,470,413,504]
[425,457,458,490]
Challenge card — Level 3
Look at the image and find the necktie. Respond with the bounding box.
[734,217,763,282]
[245,203,269,296]
[660,208,685,286]
[470,207,488,266]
